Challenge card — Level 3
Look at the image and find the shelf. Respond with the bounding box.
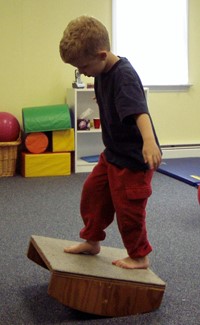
[77,128,101,134]
[76,159,98,173]
[66,88,103,173]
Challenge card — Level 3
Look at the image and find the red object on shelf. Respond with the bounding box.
[93,118,101,129]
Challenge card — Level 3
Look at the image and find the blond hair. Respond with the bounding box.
[60,16,110,64]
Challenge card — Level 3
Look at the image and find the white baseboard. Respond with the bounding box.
[161,145,200,159]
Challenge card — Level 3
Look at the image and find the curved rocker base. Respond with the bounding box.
[27,235,165,317]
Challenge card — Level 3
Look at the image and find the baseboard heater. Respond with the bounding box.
[161,144,200,159]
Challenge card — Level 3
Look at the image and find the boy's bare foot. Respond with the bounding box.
[112,256,149,269]
[64,241,100,255]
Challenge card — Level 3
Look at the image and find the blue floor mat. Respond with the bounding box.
[157,157,200,187]
[80,155,100,163]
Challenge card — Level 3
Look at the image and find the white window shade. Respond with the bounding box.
[112,0,188,86]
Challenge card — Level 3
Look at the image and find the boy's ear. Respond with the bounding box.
[98,51,107,61]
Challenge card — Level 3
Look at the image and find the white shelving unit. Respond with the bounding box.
[66,88,105,173]
[66,87,149,173]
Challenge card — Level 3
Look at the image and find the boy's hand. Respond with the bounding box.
[135,113,162,170]
[142,139,162,170]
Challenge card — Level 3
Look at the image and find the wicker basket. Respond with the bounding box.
[0,138,21,177]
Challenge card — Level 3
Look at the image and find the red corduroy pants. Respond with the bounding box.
[80,153,153,258]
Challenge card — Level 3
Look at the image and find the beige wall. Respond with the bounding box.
[0,0,199,145]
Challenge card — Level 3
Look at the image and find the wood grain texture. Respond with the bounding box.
[27,235,166,316]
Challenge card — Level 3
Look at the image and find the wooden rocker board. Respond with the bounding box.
[27,235,166,317]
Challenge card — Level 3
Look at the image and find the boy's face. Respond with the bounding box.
[71,52,107,77]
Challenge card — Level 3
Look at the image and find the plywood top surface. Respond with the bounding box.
[30,235,165,287]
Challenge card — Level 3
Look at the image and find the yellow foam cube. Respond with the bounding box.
[52,129,75,152]
[21,152,71,177]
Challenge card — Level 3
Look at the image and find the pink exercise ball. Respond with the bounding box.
[0,112,20,142]
[198,186,200,205]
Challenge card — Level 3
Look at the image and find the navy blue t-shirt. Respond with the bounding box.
[94,57,161,170]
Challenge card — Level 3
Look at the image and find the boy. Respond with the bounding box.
[60,16,162,269]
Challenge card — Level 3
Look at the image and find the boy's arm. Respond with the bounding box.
[135,113,162,170]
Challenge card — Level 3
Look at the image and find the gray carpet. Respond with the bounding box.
[0,171,200,325]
